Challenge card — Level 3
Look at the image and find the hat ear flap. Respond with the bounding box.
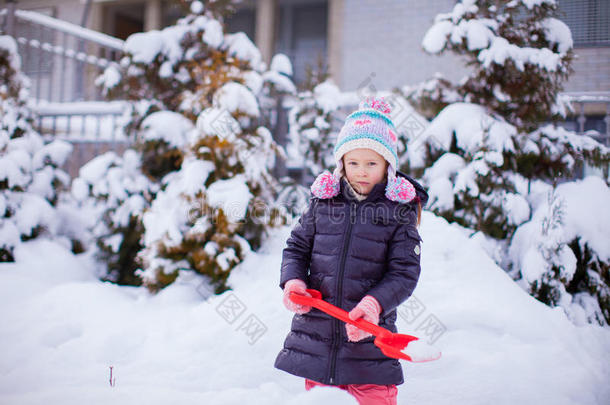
[311,170,341,199]
[385,174,416,203]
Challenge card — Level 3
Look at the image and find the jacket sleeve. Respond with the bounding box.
[366,210,421,317]
[279,198,317,289]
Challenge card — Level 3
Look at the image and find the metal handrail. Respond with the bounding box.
[12,9,123,50]
[0,7,125,104]
[561,91,610,146]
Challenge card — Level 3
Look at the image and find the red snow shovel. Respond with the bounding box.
[290,289,441,363]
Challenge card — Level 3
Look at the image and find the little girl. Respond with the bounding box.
[274,98,428,405]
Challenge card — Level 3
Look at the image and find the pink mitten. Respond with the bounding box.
[346,295,382,342]
[282,279,312,314]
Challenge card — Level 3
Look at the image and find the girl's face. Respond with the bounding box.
[343,149,388,195]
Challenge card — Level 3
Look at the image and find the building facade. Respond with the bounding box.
[2,0,609,135]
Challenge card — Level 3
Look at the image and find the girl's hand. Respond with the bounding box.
[282,279,312,314]
[346,295,382,342]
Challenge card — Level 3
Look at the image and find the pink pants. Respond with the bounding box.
[305,378,398,405]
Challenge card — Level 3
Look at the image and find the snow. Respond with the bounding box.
[512,176,610,264]
[76,152,118,186]
[206,175,253,222]
[1,211,608,404]
[314,80,342,115]
[12,193,58,235]
[33,140,72,168]
[0,35,20,71]
[224,32,263,70]
[421,103,516,154]
[502,192,531,226]
[123,17,228,69]
[479,36,562,72]
[509,176,610,324]
[196,107,240,140]
[541,18,573,54]
[201,19,223,48]
[521,0,556,10]
[270,54,293,77]
[424,153,466,183]
[422,20,453,54]
[131,26,187,66]
[241,70,264,95]
[423,1,570,72]
[214,82,260,118]
[0,217,20,251]
[142,158,214,247]
[72,150,155,236]
[0,150,29,188]
[262,70,297,94]
[140,111,194,148]
[97,63,122,89]
[423,154,466,211]
[190,0,204,14]
[401,339,442,363]
[556,177,610,259]
[241,126,276,182]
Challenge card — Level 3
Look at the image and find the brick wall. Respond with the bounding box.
[338,0,471,91]
[563,47,610,93]
[337,0,610,94]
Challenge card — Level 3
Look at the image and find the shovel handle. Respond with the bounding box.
[289,289,391,338]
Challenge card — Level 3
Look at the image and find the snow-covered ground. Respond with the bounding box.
[1,211,608,405]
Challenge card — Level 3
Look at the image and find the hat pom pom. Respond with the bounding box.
[311,170,340,199]
[385,176,416,203]
[359,96,391,115]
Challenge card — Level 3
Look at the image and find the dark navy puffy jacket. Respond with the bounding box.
[274,172,428,386]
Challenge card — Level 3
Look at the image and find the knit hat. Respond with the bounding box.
[310,97,416,203]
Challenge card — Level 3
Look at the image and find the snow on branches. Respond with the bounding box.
[92,7,292,293]
[420,0,573,131]
[1,36,77,261]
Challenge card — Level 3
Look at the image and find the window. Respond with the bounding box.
[276,1,328,88]
[225,7,256,42]
[558,0,610,46]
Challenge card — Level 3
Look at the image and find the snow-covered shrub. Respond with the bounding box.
[420,103,528,238]
[71,150,157,285]
[514,124,610,184]
[400,73,462,120]
[137,111,191,181]
[0,36,75,261]
[419,0,574,132]
[409,1,610,323]
[287,79,341,179]
[96,4,291,293]
[509,177,610,325]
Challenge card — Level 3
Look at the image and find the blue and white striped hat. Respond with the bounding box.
[309,97,416,203]
[333,97,399,179]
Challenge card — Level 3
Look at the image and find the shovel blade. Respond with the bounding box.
[375,334,442,363]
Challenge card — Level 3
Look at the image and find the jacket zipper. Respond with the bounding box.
[328,201,357,385]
